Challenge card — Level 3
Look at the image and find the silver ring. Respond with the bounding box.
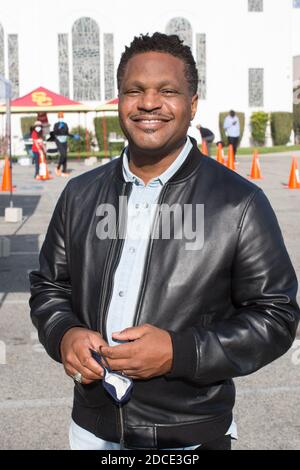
[72,372,82,383]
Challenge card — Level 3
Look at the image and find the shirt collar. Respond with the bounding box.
[122,136,193,187]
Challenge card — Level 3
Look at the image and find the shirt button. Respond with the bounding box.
[129,247,136,253]
[118,291,125,297]
[145,203,149,209]
[135,203,140,209]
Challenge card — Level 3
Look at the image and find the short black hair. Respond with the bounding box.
[117,32,199,96]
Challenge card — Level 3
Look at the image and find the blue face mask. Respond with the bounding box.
[90,349,133,404]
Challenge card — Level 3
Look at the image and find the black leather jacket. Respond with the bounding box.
[29,139,299,449]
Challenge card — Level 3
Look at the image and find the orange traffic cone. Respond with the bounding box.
[287,157,300,189]
[201,140,209,156]
[250,150,263,180]
[226,144,236,171]
[1,156,14,192]
[38,150,53,180]
[216,143,224,165]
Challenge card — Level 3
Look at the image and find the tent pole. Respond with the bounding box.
[77,112,81,162]
[85,112,90,158]
[102,113,108,159]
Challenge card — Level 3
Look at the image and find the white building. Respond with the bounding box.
[0,0,300,148]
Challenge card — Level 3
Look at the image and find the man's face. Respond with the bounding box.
[118,52,198,155]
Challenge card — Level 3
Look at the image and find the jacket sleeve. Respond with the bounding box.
[29,183,86,363]
[167,189,300,384]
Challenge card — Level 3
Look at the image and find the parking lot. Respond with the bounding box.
[0,153,299,450]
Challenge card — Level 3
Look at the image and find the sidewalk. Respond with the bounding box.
[0,155,299,449]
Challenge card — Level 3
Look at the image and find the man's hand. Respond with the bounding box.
[101,324,173,380]
[60,327,107,384]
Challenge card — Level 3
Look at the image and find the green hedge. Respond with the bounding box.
[219,112,245,144]
[270,112,293,146]
[94,116,125,154]
[68,126,95,153]
[293,104,300,137]
[21,116,36,138]
[250,112,269,146]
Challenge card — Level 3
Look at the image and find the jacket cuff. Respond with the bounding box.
[46,319,86,363]
[166,328,198,380]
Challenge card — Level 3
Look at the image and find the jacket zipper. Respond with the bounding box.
[98,182,132,339]
[119,403,125,449]
[132,184,169,327]
[100,182,168,447]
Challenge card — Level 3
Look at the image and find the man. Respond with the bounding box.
[223,110,240,161]
[196,124,215,156]
[53,112,72,177]
[30,33,299,451]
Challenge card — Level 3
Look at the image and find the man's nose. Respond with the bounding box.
[137,90,162,111]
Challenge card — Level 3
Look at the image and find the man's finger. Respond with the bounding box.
[106,358,139,372]
[101,342,135,360]
[111,324,150,342]
[66,360,101,384]
[89,334,108,352]
[76,352,104,377]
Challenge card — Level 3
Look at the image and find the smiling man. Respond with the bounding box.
[30,33,299,451]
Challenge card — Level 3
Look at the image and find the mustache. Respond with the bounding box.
[130,112,172,121]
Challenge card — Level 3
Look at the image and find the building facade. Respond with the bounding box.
[0,0,299,147]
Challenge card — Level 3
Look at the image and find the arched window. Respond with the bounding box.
[8,35,19,98]
[196,33,206,100]
[248,0,263,12]
[0,24,5,77]
[166,17,192,49]
[104,33,115,100]
[249,68,264,107]
[58,34,70,98]
[72,17,101,101]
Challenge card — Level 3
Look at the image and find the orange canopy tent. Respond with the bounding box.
[0,86,91,113]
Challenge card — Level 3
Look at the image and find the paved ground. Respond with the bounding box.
[0,152,299,450]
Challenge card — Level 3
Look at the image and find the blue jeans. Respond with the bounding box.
[32,151,39,177]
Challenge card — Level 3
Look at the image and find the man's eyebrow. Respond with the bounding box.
[123,80,180,89]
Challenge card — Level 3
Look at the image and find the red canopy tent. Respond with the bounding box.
[95,97,118,112]
[0,86,91,113]
[0,86,93,156]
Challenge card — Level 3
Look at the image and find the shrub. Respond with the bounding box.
[250,112,269,146]
[94,115,125,154]
[68,126,95,153]
[293,103,300,141]
[219,112,245,144]
[270,112,293,146]
[20,116,36,138]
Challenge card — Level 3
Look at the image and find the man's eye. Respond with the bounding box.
[161,89,178,95]
[126,90,141,95]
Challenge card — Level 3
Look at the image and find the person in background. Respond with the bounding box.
[53,112,73,177]
[223,110,240,161]
[31,121,44,180]
[196,124,215,156]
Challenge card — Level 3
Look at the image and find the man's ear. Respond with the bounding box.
[191,94,198,120]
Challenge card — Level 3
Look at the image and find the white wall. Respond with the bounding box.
[0,0,294,148]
